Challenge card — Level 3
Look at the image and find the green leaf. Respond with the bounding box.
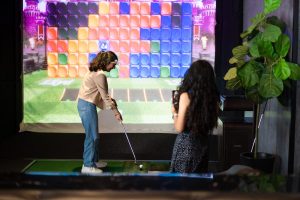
[229,57,238,64]
[273,59,290,80]
[226,77,242,90]
[287,62,300,80]
[264,0,282,14]
[266,16,286,32]
[237,62,262,89]
[232,45,249,57]
[241,13,265,39]
[261,23,282,42]
[245,87,266,104]
[249,43,260,57]
[258,73,283,98]
[274,34,290,57]
[257,39,274,57]
[224,67,237,80]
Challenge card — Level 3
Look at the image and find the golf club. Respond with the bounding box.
[120,121,143,170]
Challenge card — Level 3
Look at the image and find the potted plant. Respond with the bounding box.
[223,0,300,173]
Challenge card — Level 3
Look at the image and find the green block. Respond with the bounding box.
[160,66,170,78]
[58,53,68,65]
[110,68,119,78]
[151,41,160,53]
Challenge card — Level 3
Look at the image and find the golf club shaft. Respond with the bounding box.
[121,122,137,164]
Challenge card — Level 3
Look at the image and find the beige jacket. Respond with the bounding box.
[78,70,119,115]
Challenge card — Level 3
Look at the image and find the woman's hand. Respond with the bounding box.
[114,112,123,122]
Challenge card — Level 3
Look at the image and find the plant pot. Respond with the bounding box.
[240,152,275,173]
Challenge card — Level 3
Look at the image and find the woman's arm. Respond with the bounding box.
[172,92,190,133]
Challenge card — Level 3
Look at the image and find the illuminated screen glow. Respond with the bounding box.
[22,0,216,133]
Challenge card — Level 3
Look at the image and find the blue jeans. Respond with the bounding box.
[77,98,99,167]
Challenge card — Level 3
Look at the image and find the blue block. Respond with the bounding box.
[46,3,57,15]
[171,15,181,28]
[151,2,161,15]
[170,65,181,78]
[140,28,150,40]
[78,2,88,15]
[68,15,79,27]
[89,53,97,62]
[140,53,150,65]
[161,28,171,40]
[182,40,192,53]
[120,2,130,14]
[140,65,150,78]
[182,28,192,40]
[181,66,189,77]
[67,2,79,15]
[78,15,88,27]
[172,28,181,40]
[130,53,140,65]
[172,2,181,15]
[150,28,161,40]
[161,53,170,65]
[57,15,68,27]
[130,65,140,78]
[182,3,192,15]
[47,15,57,27]
[181,53,191,65]
[150,66,160,78]
[182,15,192,28]
[171,41,181,53]
[171,53,181,65]
[160,40,171,53]
[88,2,98,14]
[161,15,171,27]
[57,2,67,15]
[151,53,160,65]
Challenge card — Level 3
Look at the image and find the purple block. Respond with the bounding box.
[78,15,88,27]
[172,2,181,15]
[67,2,79,15]
[46,2,57,15]
[57,3,68,15]
[88,3,98,14]
[171,15,181,28]
[78,2,88,15]
[68,15,79,27]
[57,15,68,27]
[47,15,57,27]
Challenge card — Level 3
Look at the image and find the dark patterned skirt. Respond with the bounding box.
[170,132,208,173]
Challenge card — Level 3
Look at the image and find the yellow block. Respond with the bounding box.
[78,27,89,40]
[78,40,88,53]
[47,53,58,65]
[89,40,99,53]
[68,65,78,78]
[88,14,99,27]
[47,65,57,78]
[68,53,78,65]
[99,2,109,15]
[78,53,88,65]
[68,40,78,52]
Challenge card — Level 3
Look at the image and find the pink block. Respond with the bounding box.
[109,40,119,52]
[140,15,150,28]
[140,40,150,53]
[119,53,129,65]
[47,40,57,52]
[88,28,98,40]
[57,40,68,52]
[119,15,130,27]
[130,2,140,14]
[99,15,109,27]
[119,27,130,40]
[99,27,109,39]
[130,28,140,40]
[151,15,161,28]
[161,2,172,15]
[110,2,119,14]
[47,27,57,40]
[130,40,140,53]
[110,15,120,27]
[130,15,140,27]
[119,66,129,78]
[140,2,150,15]
[119,40,130,52]
[109,28,119,39]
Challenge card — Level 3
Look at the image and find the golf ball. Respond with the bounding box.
[139,164,143,169]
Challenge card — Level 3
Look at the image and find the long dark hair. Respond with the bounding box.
[89,51,118,72]
[178,60,220,136]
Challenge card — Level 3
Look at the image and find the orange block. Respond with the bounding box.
[99,15,109,27]
[57,40,68,52]
[68,53,78,65]
[68,65,78,78]
[78,65,89,77]
[110,15,119,27]
[47,40,57,52]
[78,53,89,65]
[130,40,140,53]
[88,28,98,40]
[57,65,68,78]
[140,2,150,15]
[140,15,150,28]
[130,15,140,27]
[119,65,129,78]
[47,53,58,65]
[109,2,119,14]
[130,2,140,14]
[119,53,129,65]
[47,27,57,40]
[78,27,89,40]
[88,15,99,27]
[47,65,57,78]
[109,40,119,52]
[89,40,99,53]
[109,28,119,40]
[78,40,88,53]
[161,2,172,15]
[130,28,140,40]
[119,27,130,40]
[99,27,109,39]
[119,40,130,53]
[98,1,109,15]
[151,15,161,28]
[140,40,150,52]
[68,40,78,52]
[119,15,130,27]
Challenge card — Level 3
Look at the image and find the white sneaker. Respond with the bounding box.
[95,161,107,168]
[81,165,103,174]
